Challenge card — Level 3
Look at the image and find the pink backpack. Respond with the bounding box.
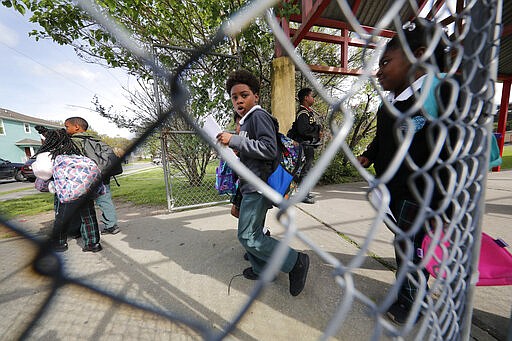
[422,231,512,286]
[52,154,105,203]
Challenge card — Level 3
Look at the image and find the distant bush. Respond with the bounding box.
[319,152,365,185]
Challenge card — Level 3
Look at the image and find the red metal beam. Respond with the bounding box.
[288,14,396,38]
[309,64,369,76]
[417,0,431,17]
[292,0,332,47]
[426,0,446,20]
[341,29,349,69]
[502,24,512,38]
[289,28,376,48]
[351,0,362,15]
[275,16,291,58]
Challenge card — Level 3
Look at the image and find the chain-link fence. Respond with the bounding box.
[161,130,231,211]
[0,0,506,340]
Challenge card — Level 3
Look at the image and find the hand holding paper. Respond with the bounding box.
[203,114,236,159]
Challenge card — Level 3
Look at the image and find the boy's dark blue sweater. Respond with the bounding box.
[229,107,278,195]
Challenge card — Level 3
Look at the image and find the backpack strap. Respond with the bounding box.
[112,175,121,187]
[422,73,445,118]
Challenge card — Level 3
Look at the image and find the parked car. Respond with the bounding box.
[152,157,162,165]
[20,157,37,182]
[0,158,25,181]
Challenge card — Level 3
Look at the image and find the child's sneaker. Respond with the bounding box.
[101,225,120,235]
[386,301,422,325]
[289,252,309,296]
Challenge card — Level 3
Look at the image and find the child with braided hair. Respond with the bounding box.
[34,126,103,253]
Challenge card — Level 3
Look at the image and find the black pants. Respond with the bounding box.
[388,199,430,309]
[299,144,315,183]
[53,196,100,248]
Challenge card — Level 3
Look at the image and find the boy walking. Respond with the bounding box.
[65,117,120,235]
[289,88,322,204]
[217,69,309,296]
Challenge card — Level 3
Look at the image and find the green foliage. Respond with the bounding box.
[100,134,133,156]
[319,152,364,185]
[2,0,27,14]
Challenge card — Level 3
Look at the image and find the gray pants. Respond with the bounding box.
[237,192,298,274]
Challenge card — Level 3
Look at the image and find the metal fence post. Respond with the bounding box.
[152,44,173,212]
[461,1,502,339]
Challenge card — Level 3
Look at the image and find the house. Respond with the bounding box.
[0,108,63,162]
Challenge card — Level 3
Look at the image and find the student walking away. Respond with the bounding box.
[287,87,322,204]
[65,117,121,235]
[357,19,451,324]
[217,69,309,296]
[33,126,103,253]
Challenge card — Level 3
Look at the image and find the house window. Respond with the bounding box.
[24,123,31,133]
[0,119,4,135]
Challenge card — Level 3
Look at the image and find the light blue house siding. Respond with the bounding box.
[0,108,62,163]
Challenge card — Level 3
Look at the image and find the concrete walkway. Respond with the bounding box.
[1,171,511,340]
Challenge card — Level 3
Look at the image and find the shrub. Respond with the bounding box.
[319,152,364,185]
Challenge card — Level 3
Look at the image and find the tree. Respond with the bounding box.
[3,0,381,186]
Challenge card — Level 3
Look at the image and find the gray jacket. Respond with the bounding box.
[229,106,278,194]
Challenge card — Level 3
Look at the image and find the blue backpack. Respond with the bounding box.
[267,132,305,197]
[423,74,502,169]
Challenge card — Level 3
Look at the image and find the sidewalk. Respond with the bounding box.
[1,171,511,340]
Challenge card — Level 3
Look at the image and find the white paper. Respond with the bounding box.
[369,188,395,221]
[202,114,237,159]
[203,114,222,141]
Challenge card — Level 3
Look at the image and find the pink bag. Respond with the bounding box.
[422,231,512,286]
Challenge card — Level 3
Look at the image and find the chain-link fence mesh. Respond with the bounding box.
[0,0,505,340]
[161,131,231,211]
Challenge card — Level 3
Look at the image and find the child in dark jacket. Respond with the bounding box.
[357,19,450,324]
[34,127,102,253]
[217,69,309,296]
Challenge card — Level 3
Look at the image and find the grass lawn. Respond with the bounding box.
[500,144,512,169]
[0,166,223,219]
[0,193,55,219]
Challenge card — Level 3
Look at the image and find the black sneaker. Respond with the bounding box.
[243,267,259,280]
[82,243,103,253]
[302,196,315,204]
[242,267,277,281]
[289,252,309,296]
[53,243,68,252]
[243,252,249,261]
[386,301,422,325]
[101,226,120,235]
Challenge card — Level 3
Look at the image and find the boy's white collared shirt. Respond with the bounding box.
[239,105,261,125]
[385,74,428,132]
[386,74,428,104]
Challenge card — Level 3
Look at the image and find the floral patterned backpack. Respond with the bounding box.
[52,154,105,203]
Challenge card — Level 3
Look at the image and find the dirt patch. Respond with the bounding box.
[0,224,20,239]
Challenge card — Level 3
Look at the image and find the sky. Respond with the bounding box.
[0,8,136,138]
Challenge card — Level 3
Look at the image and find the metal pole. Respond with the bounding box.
[461,1,502,339]
[152,44,173,212]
